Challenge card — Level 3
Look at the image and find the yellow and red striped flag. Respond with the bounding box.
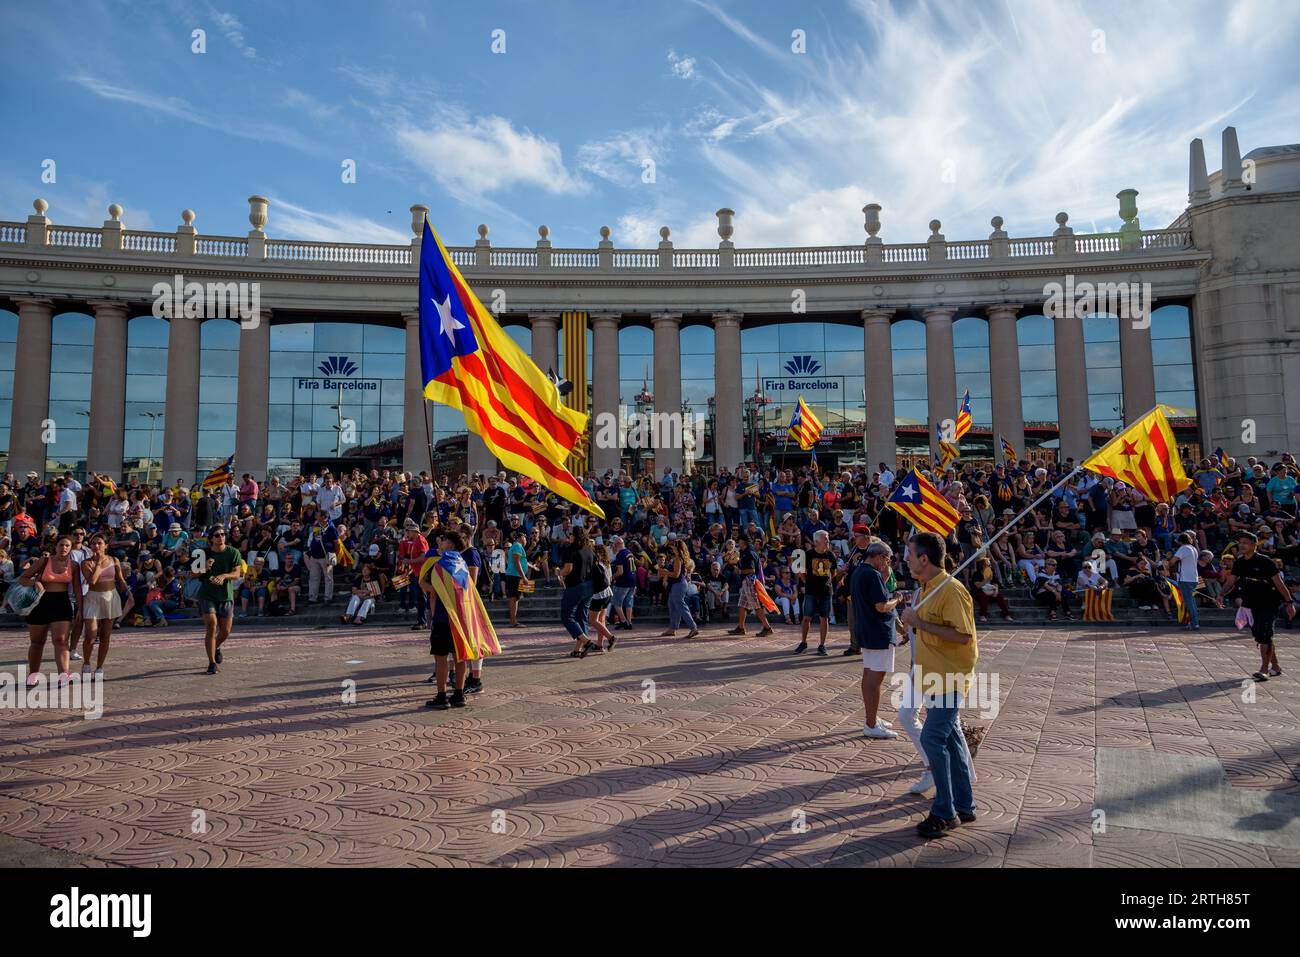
[954,388,973,440]
[787,396,824,451]
[1164,578,1191,624]
[1082,588,1113,621]
[886,469,960,537]
[418,220,603,517]
[422,551,501,661]
[201,453,234,491]
[1082,406,1191,502]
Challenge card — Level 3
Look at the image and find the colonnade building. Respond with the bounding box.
[0,127,1297,483]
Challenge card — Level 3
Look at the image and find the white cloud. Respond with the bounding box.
[282,87,339,122]
[576,128,671,188]
[210,9,257,59]
[268,197,408,244]
[394,112,587,198]
[667,49,696,80]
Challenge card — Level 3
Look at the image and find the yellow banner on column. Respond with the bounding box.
[562,311,589,476]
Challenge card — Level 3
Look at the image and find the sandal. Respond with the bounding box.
[578,645,590,659]
[607,635,618,652]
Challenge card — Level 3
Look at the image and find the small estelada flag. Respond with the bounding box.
[422,550,502,662]
[1163,578,1191,624]
[1082,406,1191,502]
[1000,434,1018,464]
[954,388,973,440]
[787,397,824,451]
[1083,588,1114,622]
[886,469,960,538]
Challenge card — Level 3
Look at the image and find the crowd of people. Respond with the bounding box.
[3,447,1295,837]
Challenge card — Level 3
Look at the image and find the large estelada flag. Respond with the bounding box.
[886,468,960,537]
[1081,405,1191,502]
[422,550,501,662]
[954,388,973,440]
[202,453,234,491]
[1082,588,1114,622]
[418,220,603,517]
[788,396,824,451]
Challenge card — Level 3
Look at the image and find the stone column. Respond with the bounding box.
[402,311,428,476]
[862,309,895,471]
[529,313,559,376]
[1053,310,1092,463]
[986,304,1025,459]
[712,313,744,471]
[923,306,958,458]
[234,309,271,478]
[85,300,130,477]
[1118,313,1157,424]
[162,314,201,483]
[8,298,54,479]
[590,313,621,474]
[652,313,684,474]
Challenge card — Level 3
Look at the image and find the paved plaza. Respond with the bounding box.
[1,620,1297,868]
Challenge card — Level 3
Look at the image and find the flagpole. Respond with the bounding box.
[908,464,1083,615]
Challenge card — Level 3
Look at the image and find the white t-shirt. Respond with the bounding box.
[1174,543,1199,583]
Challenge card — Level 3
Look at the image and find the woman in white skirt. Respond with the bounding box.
[78,533,127,679]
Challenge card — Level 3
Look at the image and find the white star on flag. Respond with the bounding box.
[433,293,464,342]
[900,483,918,499]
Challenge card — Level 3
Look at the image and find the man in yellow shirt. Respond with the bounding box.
[899,531,978,839]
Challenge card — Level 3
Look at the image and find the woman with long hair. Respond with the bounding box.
[586,543,617,652]
[559,525,595,657]
[19,535,82,686]
[660,539,700,640]
[78,533,127,679]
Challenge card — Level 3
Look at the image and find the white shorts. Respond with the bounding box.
[861,645,895,673]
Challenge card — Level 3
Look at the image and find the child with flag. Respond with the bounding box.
[421,528,500,709]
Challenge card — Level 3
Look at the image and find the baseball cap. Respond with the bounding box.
[852,523,871,535]
[368,544,380,556]
[1236,530,1258,543]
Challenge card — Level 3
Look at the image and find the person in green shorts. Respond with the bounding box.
[198,526,244,674]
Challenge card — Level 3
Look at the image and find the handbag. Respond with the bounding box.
[5,582,43,616]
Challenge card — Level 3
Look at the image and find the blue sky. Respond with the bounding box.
[2,0,1297,249]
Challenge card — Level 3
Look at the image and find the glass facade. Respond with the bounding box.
[47,311,93,475]
[0,304,1200,478]
[125,314,168,481]
[0,309,15,474]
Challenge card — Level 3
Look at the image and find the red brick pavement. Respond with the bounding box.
[1,619,1297,867]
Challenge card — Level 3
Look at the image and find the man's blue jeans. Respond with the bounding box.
[1177,580,1199,627]
[561,581,593,641]
[739,507,761,531]
[919,692,975,820]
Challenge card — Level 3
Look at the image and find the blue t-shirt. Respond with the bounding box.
[1267,475,1296,505]
[851,564,895,651]
[612,548,637,588]
[773,483,795,513]
[619,486,637,510]
[505,542,527,578]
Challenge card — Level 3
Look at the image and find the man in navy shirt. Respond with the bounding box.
[851,541,904,738]
[610,536,638,631]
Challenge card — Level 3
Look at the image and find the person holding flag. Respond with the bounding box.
[420,527,501,710]
[417,218,602,519]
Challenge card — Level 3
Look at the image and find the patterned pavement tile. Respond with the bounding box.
[2,620,1296,867]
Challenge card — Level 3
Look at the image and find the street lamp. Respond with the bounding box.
[632,379,654,475]
[330,403,346,456]
[706,396,717,471]
[140,411,163,484]
[744,386,771,469]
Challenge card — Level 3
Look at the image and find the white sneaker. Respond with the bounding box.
[81,666,93,677]
[863,723,899,739]
[94,669,105,680]
[909,770,936,795]
[864,719,894,733]
[70,650,82,661]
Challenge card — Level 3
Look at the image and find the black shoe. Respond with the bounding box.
[793,641,808,655]
[916,813,960,838]
[426,692,450,710]
[756,626,774,637]
[607,635,618,652]
[957,809,977,824]
[215,649,223,665]
[410,623,425,631]
[206,662,218,675]
[464,676,483,695]
[449,690,467,708]
[815,645,828,657]
[842,647,859,656]
[425,672,437,684]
